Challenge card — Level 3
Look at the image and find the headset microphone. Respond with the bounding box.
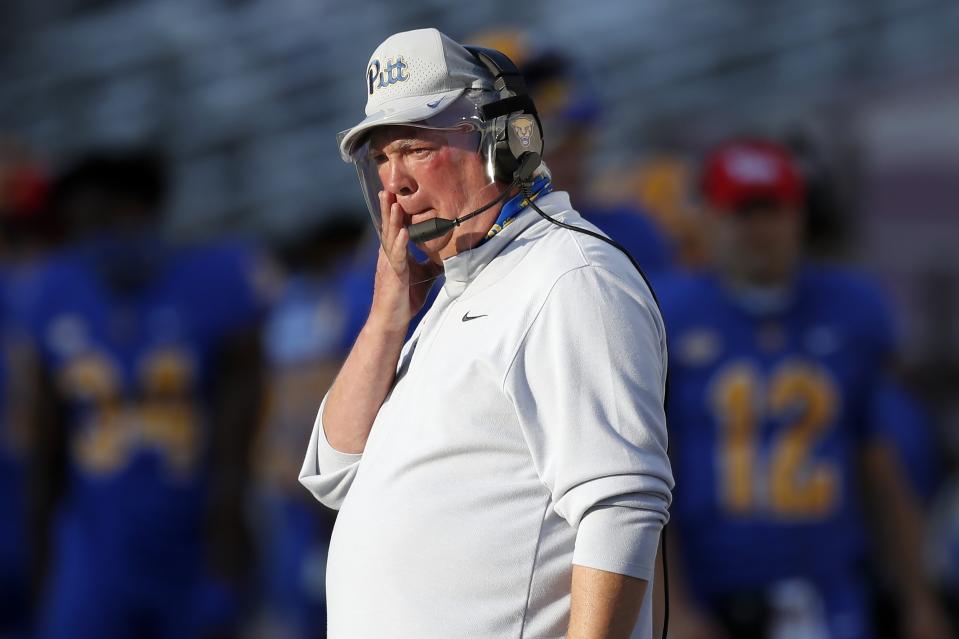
[406,152,541,244]
[406,217,456,244]
[406,183,512,244]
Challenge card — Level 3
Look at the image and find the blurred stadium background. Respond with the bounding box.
[3,0,958,362]
[2,0,959,637]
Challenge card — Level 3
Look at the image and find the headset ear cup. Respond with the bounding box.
[506,113,544,161]
[494,145,518,184]
[496,113,543,182]
[465,44,545,183]
[488,115,518,183]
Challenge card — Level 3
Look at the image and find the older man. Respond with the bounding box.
[300,28,673,639]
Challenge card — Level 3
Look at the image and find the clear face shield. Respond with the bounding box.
[338,92,513,285]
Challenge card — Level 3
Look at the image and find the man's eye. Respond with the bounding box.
[372,153,388,165]
[409,147,432,157]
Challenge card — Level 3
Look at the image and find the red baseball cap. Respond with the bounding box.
[701,139,805,211]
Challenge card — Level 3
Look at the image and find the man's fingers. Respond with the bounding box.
[394,226,410,262]
[378,190,395,244]
[386,202,409,275]
[377,191,407,273]
[380,191,403,244]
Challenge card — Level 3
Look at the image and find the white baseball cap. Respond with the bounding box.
[337,28,494,160]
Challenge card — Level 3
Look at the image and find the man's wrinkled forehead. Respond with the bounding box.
[367,125,479,157]
[368,125,443,150]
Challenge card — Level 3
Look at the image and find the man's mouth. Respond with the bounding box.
[406,208,435,225]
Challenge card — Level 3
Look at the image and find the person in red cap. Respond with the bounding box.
[700,139,807,293]
[655,139,952,639]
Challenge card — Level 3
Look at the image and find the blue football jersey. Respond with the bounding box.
[23,238,266,583]
[658,265,896,597]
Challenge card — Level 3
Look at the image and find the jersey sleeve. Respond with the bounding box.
[867,377,939,501]
[844,274,901,441]
[859,280,898,365]
[5,261,59,360]
[504,265,674,580]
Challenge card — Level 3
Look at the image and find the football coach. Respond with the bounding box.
[301,28,673,639]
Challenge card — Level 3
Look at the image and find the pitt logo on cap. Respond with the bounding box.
[368,57,410,95]
[511,116,535,148]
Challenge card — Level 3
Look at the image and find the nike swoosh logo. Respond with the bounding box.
[462,312,488,322]
[426,98,444,108]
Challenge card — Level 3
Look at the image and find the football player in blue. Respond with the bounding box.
[0,140,56,638]
[659,139,951,639]
[256,214,369,638]
[0,268,30,639]
[25,149,266,638]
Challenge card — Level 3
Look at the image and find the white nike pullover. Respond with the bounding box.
[300,191,673,638]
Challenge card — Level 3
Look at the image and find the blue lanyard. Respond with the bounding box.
[481,177,553,243]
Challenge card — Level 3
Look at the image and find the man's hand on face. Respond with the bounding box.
[369,190,442,334]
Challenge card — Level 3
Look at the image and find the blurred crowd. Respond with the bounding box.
[0,25,957,639]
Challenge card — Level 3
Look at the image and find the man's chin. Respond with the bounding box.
[414,243,448,267]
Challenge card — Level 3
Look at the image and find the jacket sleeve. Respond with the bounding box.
[299,393,363,511]
[504,265,674,580]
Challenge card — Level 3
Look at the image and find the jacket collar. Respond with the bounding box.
[441,190,573,298]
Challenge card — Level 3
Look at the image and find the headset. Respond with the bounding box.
[464,45,545,184]
[466,43,672,639]
[407,46,545,244]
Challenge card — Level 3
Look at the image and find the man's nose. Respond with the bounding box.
[383,159,417,197]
